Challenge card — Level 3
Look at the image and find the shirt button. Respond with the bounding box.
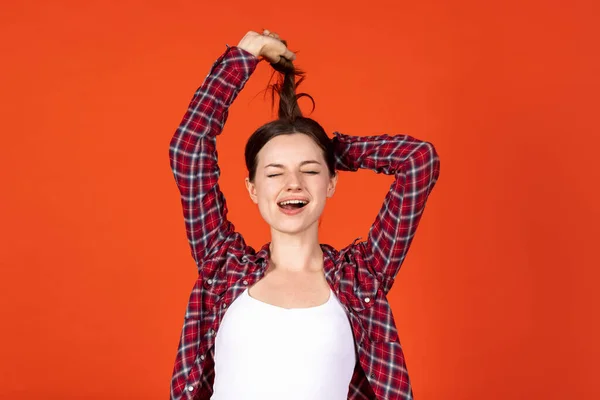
[207,279,213,285]
[370,373,375,379]
[200,354,205,361]
[242,280,248,285]
[209,328,215,335]
[187,385,194,392]
[222,302,227,309]
[364,297,371,303]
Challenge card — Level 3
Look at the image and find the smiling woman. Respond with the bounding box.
[168,29,440,400]
[245,130,337,232]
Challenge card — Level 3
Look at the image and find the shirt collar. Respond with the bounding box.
[253,241,338,277]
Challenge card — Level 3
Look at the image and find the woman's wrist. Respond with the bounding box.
[236,39,261,58]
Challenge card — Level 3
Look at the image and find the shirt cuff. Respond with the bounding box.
[217,44,260,76]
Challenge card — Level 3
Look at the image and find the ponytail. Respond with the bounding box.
[266,39,315,121]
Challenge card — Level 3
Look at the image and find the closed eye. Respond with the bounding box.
[266,171,319,178]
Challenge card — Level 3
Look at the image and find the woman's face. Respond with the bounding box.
[245,133,337,235]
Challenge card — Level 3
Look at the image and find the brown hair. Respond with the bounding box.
[244,40,336,182]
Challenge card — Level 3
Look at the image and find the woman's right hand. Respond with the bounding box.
[236,30,296,64]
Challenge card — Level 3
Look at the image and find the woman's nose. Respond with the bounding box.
[285,172,303,188]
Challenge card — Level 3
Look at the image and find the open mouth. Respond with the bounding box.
[277,199,309,211]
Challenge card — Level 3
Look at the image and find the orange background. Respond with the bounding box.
[1,0,598,399]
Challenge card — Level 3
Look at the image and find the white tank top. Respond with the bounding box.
[210,286,356,399]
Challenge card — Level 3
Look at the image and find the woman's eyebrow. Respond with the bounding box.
[264,160,321,168]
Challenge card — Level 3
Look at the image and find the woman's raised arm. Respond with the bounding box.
[168,31,296,272]
[168,44,259,270]
[332,131,441,293]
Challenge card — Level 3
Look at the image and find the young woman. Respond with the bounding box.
[168,30,440,400]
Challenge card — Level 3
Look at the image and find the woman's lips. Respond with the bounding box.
[277,204,307,216]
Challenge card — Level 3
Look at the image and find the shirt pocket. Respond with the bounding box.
[339,239,381,312]
[352,275,381,312]
[202,265,228,297]
[340,250,399,343]
[342,262,381,312]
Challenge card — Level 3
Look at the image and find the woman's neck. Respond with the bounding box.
[268,227,324,273]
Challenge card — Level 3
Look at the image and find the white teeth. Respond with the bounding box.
[278,199,308,206]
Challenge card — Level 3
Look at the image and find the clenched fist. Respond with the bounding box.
[237,29,296,64]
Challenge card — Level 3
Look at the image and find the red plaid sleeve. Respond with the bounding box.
[169,45,259,273]
[332,131,441,293]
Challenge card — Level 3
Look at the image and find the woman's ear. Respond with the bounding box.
[245,177,259,204]
[327,172,338,198]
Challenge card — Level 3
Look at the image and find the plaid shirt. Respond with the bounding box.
[168,45,441,400]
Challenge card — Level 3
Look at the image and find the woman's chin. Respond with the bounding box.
[270,217,318,234]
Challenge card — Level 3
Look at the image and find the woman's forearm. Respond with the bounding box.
[333,131,441,291]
